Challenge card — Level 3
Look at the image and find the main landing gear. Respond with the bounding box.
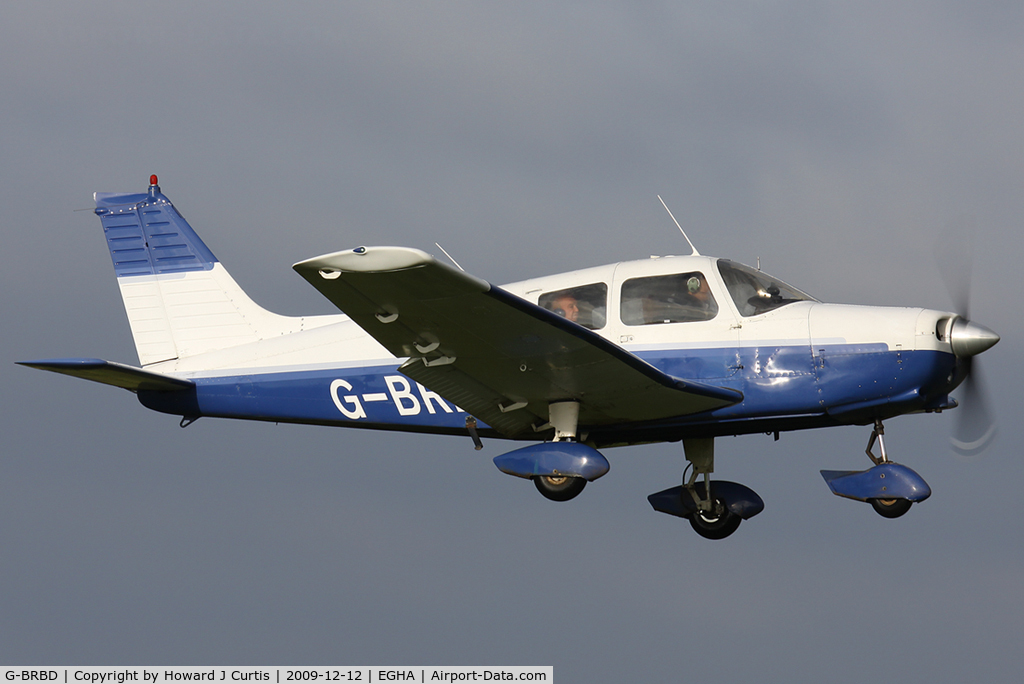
[647,438,765,540]
[820,420,931,518]
[492,401,610,503]
[533,474,588,502]
[532,401,588,502]
[685,480,741,540]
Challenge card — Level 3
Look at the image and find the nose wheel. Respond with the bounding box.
[864,420,917,519]
[820,420,932,518]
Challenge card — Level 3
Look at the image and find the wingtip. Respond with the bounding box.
[293,246,434,275]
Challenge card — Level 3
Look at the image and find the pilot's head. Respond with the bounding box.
[550,295,580,323]
[687,276,710,301]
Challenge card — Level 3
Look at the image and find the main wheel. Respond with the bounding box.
[870,497,913,519]
[533,475,587,502]
[688,500,742,540]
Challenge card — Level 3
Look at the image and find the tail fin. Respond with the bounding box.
[95,176,303,366]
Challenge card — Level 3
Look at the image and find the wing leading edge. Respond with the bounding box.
[293,247,742,438]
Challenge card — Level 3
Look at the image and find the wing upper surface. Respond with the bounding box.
[294,247,741,437]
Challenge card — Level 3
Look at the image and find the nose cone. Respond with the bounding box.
[950,318,1000,357]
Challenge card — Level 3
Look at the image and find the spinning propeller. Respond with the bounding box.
[935,226,1000,455]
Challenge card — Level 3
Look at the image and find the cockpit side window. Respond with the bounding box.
[620,272,719,326]
[716,259,817,317]
[539,282,608,330]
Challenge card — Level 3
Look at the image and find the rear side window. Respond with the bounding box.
[539,283,608,330]
[620,272,719,326]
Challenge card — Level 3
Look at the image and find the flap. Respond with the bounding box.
[294,247,742,438]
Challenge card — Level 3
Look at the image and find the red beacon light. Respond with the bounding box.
[147,174,160,201]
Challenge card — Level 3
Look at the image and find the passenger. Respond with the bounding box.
[549,294,580,323]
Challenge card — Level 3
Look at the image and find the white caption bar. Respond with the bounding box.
[2,669,552,684]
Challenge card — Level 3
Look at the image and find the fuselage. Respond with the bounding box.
[137,254,963,446]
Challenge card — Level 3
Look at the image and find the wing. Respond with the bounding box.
[293,247,742,438]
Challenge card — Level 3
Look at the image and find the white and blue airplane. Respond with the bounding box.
[19,176,1000,539]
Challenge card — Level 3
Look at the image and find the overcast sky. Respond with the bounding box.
[2,2,1023,680]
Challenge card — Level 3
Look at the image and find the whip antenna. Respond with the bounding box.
[657,195,699,256]
[434,242,465,272]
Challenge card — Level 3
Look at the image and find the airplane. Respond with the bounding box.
[18,176,1001,539]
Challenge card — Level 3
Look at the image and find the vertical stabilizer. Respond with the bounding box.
[94,176,304,366]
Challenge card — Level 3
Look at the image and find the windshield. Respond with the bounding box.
[716,260,817,317]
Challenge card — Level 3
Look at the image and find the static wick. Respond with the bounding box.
[657,195,699,256]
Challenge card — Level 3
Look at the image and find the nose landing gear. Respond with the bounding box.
[820,420,931,518]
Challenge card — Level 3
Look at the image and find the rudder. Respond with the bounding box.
[95,176,305,366]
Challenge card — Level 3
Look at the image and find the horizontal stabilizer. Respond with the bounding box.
[17,358,194,392]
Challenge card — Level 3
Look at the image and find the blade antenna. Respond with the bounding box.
[658,195,700,256]
[434,242,465,272]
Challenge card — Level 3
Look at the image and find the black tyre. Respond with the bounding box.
[533,475,587,502]
[688,501,742,540]
[870,497,913,519]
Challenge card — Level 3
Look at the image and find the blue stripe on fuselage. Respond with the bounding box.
[634,345,819,418]
[139,364,474,432]
[136,346,958,438]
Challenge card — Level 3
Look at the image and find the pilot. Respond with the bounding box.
[549,294,580,323]
[686,276,711,307]
[678,274,718,322]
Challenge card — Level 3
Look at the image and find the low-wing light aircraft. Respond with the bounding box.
[20,176,1001,539]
